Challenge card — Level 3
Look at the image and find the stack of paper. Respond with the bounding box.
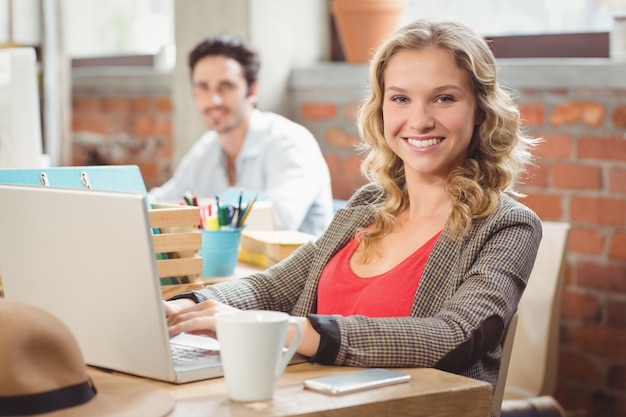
[238,230,317,268]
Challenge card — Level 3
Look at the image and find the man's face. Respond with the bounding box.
[191,55,256,133]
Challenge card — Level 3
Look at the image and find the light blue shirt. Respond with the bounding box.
[148,110,334,236]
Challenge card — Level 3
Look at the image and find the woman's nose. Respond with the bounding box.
[408,104,435,130]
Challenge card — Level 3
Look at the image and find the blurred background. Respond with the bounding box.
[1,1,625,416]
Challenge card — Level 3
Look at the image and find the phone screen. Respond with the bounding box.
[303,368,411,395]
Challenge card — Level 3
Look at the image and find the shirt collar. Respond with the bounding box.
[238,109,268,160]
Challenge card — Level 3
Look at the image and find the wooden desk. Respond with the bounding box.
[89,362,493,417]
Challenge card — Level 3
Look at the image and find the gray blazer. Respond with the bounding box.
[195,183,542,388]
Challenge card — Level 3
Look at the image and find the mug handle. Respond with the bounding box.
[275,318,303,377]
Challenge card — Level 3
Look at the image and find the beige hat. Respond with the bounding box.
[0,299,175,417]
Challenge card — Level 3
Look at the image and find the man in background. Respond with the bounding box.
[149,33,333,236]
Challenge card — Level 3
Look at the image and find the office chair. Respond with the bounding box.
[503,221,570,401]
[493,311,519,417]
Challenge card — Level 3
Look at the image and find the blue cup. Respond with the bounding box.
[200,228,243,277]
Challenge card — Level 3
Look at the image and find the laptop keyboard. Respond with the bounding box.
[171,343,220,365]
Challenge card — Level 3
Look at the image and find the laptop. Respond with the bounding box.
[0,184,242,383]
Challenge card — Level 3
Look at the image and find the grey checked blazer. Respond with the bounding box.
[196,183,542,388]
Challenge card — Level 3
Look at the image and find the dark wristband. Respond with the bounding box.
[167,291,206,304]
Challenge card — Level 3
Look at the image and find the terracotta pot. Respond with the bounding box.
[331,0,407,63]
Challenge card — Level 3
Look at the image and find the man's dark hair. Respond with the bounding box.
[188,33,260,86]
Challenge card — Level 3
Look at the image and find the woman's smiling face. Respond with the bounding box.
[382,46,481,181]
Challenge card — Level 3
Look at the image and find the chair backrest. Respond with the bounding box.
[504,221,571,400]
[493,312,519,417]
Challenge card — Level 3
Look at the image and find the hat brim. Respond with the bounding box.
[40,369,175,417]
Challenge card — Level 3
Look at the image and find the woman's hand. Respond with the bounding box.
[166,299,240,338]
[163,298,195,318]
[164,299,321,357]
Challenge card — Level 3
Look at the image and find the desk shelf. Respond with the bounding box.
[149,204,202,283]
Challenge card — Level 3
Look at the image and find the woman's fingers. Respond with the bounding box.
[168,314,216,337]
[167,299,239,337]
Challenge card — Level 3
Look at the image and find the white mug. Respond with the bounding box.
[215,310,303,402]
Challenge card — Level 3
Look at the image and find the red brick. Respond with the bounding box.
[300,103,337,121]
[609,167,626,194]
[612,103,626,128]
[153,96,172,113]
[81,117,109,134]
[568,227,604,255]
[608,231,626,260]
[72,97,99,113]
[519,162,549,187]
[551,101,605,127]
[583,102,606,127]
[100,97,130,114]
[324,153,341,175]
[113,116,133,135]
[558,350,603,383]
[137,161,159,185]
[561,290,601,320]
[607,299,626,328]
[324,126,360,148]
[349,176,368,193]
[532,134,573,159]
[152,119,172,138]
[343,154,363,178]
[133,116,155,138]
[570,325,626,358]
[519,103,545,126]
[520,193,563,220]
[331,176,357,200]
[579,135,626,162]
[130,97,150,113]
[71,118,83,132]
[552,163,602,190]
[555,383,594,417]
[577,261,626,293]
[571,196,626,226]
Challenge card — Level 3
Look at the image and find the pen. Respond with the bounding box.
[235,189,243,227]
[218,203,230,227]
[237,194,257,228]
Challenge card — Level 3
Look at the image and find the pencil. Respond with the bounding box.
[235,189,243,227]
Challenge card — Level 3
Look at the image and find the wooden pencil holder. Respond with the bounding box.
[149,204,203,284]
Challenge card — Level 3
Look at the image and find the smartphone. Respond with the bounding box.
[303,368,411,395]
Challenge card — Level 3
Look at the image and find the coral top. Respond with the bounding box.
[317,231,441,318]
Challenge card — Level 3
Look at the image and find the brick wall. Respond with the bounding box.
[293,76,626,417]
[71,72,173,191]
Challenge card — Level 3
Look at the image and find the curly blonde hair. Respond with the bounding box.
[357,18,538,251]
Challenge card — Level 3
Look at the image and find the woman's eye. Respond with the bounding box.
[391,95,409,103]
[436,95,455,103]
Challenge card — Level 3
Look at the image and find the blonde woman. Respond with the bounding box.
[166,18,542,392]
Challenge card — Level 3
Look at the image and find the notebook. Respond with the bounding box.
[0,184,243,383]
